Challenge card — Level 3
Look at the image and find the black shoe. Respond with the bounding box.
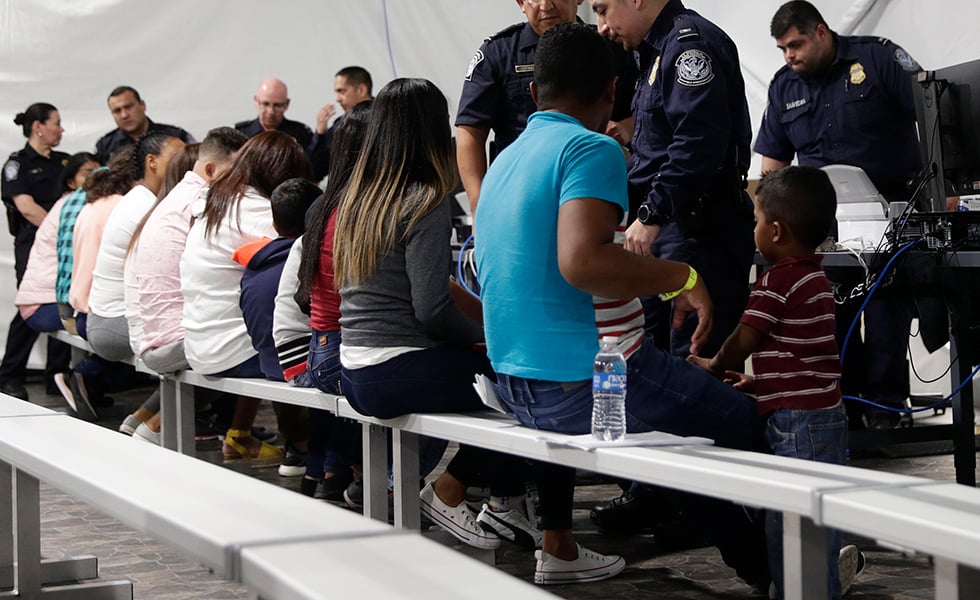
[315,469,354,502]
[343,478,363,510]
[0,383,29,401]
[278,447,308,477]
[865,410,902,430]
[589,491,662,534]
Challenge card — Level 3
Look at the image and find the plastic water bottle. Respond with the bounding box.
[592,336,627,442]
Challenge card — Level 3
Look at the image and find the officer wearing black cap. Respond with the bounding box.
[456,0,637,215]
[755,0,924,430]
[94,86,193,165]
[1,102,71,400]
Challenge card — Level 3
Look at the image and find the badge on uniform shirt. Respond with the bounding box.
[648,55,660,86]
[675,49,713,86]
[464,50,484,82]
[849,62,866,85]
[3,160,18,182]
[894,48,920,72]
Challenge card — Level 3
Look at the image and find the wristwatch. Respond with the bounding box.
[636,203,665,227]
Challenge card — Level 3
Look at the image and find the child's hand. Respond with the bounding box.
[686,355,724,379]
[724,371,755,393]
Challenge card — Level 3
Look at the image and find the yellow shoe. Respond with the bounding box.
[222,428,283,467]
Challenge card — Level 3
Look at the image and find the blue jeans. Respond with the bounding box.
[25,304,64,332]
[495,337,770,584]
[766,402,849,600]
[495,338,763,449]
[306,330,357,477]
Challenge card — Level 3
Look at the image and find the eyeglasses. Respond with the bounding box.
[258,100,288,111]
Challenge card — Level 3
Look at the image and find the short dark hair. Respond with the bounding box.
[271,178,321,238]
[534,23,614,107]
[336,66,373,96]
[771,0,828,38]
[13,102,57,138]
[108,85,142,102]
[756,165,836,250]
[200,126,247,162]
[60,152,99,193]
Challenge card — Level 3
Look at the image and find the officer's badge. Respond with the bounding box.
[464,50,484,82]
[648,55,660,86]
[3,160,18,182]
[675,49,713,86]
[849,62,866,85]
[894,48,920,72]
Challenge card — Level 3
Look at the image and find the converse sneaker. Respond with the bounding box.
[534,544,625,585]
[477,503,543,549]
[838,544,866,595]
[419,482,500,550]
[464,486,491,512]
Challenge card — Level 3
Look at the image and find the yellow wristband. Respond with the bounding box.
[659,266,698,302]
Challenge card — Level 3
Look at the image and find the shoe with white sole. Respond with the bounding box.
[133,422,161,445]
[119,414,141,436]
[477,503,543,549]
[534,544,625,585]
[419,482,499,550]
[838,544,866,595]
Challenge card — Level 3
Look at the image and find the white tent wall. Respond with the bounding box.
[1,0,976,371]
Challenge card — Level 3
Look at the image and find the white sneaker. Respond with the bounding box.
[838,544,865,595]
[464,486,491,512]
[133,422,161,446]
[534,544,625,585]
[477,503,543,549]
[419,482,500,550]
[53,372,77,412]
[119,414,141,436]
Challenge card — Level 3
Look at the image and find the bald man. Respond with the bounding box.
[234,78,314,147]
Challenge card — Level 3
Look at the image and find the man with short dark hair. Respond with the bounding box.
[309,67,374,180]
[94,86,193,165]
[234,78,314,147]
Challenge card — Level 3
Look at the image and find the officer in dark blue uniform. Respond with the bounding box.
[94,86,193,165]
[596,0,755,360]
[587,4,765,576]
[1,103,72,400]
[233,78,316,161]
[456,0,637,215]
[755,0,923,429]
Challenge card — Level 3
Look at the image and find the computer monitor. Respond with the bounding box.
[913,58,980,211]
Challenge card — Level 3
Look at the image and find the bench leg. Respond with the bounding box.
[935,558,980,600]
[13,468,41,597]
[392,430,420,530]
[782,513,828,600]
[160,381,196,457]
[362,423,389,523]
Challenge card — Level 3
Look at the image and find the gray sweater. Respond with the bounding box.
[339,196,483,349]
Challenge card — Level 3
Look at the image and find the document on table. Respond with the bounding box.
[534,431,714,451]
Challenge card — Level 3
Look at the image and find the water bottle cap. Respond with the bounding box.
[600,336,618,344]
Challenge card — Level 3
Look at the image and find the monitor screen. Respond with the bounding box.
[914,58,980,210]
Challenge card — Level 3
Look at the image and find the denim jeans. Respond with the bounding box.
[766,401,849,600]
[306,330,358,477]
[25,304,64,332]
[494,337,771,584]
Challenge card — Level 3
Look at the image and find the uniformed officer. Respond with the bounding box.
[755,0,924,430]
[586,0,761,556]
[456,0,637,215]
[235,78,316,155]
[94,86,194,165]
[1,103,72,400]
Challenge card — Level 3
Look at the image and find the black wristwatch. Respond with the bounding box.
[636,203,665,227]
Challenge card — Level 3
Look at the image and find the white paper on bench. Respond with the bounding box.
[534,430,713,450]
[473,374,510,414]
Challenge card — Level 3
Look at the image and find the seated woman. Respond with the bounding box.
[334,78,529,548]
[294,101,373,498]
[181,130,312,463]
[16,152,100,334]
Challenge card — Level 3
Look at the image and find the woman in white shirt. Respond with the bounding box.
[181,130,312,462]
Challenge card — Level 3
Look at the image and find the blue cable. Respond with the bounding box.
[456,234,481,300]
[844,358,980,414]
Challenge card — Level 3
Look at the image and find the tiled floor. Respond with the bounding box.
[6,378,975,599]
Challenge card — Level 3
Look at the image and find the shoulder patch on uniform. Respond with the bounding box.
[3,159,19,182]
[487,22,524,42]
[675,49,713,86]
[894,47,920,72]
[465,50,485,81]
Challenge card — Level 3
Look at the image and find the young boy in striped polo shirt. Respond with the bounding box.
[688,165,862,599]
